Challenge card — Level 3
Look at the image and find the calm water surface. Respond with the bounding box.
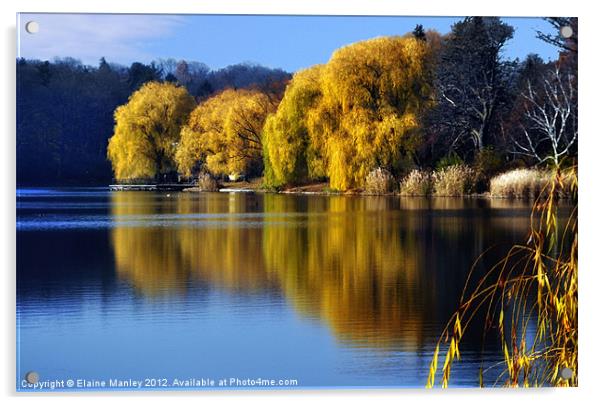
[16,188,551,390]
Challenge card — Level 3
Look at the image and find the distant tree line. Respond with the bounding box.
[16,57,290,185]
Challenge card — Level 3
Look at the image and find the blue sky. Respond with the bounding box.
[17,14,561,72]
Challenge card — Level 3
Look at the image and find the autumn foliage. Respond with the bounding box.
[262,65,325,187]
[314,36,433,190]
[107,82,195,180]
[176,88,276,177]
[106,20,575,194]
[264,35,436,190]
[106,35,437,190]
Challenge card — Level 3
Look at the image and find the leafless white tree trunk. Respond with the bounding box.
[513,67,577,166]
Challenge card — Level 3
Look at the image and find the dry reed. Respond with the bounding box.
[427,166,577,388]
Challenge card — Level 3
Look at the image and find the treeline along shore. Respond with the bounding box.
[17,58,289,185]
[17,17,577,198]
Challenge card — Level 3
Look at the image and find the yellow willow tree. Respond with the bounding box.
[310,35,435,190]
[176,88,277,177]
[262,65,326,188]
[107,81,195,181]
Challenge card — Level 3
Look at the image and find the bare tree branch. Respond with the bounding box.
[511,66,577,166]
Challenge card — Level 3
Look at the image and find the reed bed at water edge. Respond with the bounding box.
[427,166,577,387]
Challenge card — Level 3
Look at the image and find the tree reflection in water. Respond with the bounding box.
[110,191,534,351]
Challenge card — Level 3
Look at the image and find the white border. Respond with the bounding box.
[2,1,600,404]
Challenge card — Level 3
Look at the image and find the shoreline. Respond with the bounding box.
[183,186,502,199]
[182,186,574,201]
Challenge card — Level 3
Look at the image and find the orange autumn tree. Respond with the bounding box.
[176,88,277,178]
[107,82,195,181]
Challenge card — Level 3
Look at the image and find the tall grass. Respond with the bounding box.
[427,166,578,387]
[399,170,433,196]
[490,169,551,199]
[364,167,394,194]
[400,165,476,197]
[433,164,477,196]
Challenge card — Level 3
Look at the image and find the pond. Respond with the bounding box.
[16,188,558,390]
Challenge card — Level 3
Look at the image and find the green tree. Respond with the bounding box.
[262,65,325,187]
[107,81,195,181]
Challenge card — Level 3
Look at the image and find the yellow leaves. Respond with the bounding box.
[441,336,458,388]
[454,313,463,340]
[428,313,464,388]
[324,36,425,111]
[503,342,512,376]
[175,126,204,177]
[326,137,356,191]
[263,66,324,187]
[108,35,438,190]
[263,35,435,191]
[107,81,195,180]
[426,343,439,388]
[176,88,275,177]
[311,36,434,190]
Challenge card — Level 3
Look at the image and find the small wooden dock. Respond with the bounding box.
[109,183,194,191]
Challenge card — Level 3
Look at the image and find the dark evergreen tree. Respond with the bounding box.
[412,24,426,41]
[428,17,514,161]
[127,61,162,91]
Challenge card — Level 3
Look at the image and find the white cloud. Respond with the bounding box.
[18,13,185,65]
